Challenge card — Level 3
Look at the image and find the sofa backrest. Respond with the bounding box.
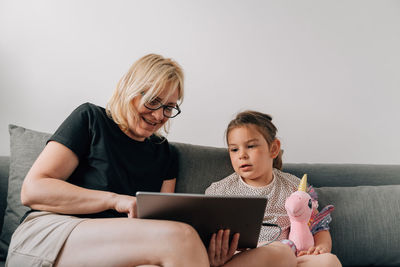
[0,156,9,234]
[172,142,234,194]
[172,142,400,194]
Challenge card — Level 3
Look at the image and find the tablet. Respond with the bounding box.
[136,192,267,248]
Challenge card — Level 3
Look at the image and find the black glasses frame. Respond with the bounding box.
[140,92,181,118]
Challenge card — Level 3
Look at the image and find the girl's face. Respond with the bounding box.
[227,125,280,187]
[128,86,179,141]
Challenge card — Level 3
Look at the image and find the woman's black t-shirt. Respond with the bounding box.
[47,102,178,218]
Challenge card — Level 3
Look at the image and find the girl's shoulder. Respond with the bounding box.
[205,172,240,195]
[274,169,318,199]
[273,169,301,190]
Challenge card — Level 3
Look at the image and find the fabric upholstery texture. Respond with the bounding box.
[172,142,234,194]
[316,185,400,267]
[0,157,9,233]
[283,164,400,187]
[0,125,51,260]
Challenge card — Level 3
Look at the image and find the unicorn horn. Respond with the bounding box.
[298,174,308,192]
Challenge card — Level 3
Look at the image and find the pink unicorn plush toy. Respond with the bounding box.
[285,174,335,254]
[285,174,315,252]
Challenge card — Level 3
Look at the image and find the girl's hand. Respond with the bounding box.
[297,245,329,256]
[113,194,137,218]
[208,229,240,267]
[298,230,333,256]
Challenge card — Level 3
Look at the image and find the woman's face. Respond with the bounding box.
[128,86,179,141]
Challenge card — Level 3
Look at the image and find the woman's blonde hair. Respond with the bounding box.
[225,110,283,170]
[106,54,184,136]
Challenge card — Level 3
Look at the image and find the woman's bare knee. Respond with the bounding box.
[317,253,342,267]
[260,242,296,267]
[154,221,209,266]
[226,241,296,267]
[297,253,342,267]
[163,221,197,241]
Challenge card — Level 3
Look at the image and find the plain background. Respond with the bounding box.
[0,0,399,164]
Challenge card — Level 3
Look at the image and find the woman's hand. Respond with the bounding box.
[121,178,174,218]
[297,245,329,256]
[208,229,239,267]
[113,194,138,218]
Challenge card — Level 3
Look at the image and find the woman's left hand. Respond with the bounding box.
[297,245,329,256]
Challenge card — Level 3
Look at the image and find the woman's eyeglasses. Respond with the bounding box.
[141,92,181,118]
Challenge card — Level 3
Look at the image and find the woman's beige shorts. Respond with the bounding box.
[6,211,87,267]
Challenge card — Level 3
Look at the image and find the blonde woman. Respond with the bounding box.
[6,54,209,267]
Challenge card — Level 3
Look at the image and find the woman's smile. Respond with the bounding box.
[142,116,159,126]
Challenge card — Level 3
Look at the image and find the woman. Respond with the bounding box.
[6,54,209,267]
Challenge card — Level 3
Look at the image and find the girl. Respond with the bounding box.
[206,111,341,267]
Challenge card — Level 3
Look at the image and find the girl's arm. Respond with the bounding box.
[297,230,332,256]
[313,230,332,252]
[21,141,136,216]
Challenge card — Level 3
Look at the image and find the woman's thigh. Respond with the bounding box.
[223,241,297,267]
[55,218,208,267]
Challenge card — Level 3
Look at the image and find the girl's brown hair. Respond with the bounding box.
[225,110,283,170]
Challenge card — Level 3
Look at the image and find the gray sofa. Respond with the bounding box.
[0,125,399,267]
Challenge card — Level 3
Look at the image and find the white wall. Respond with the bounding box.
[1,0,399,164]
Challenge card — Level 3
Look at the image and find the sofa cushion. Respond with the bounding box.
[316,185,400,267]
[0,125,51,260]
[171,142,234,194]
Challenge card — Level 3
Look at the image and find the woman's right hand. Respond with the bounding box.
[208,229,239,267]
[113,194,138,218]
